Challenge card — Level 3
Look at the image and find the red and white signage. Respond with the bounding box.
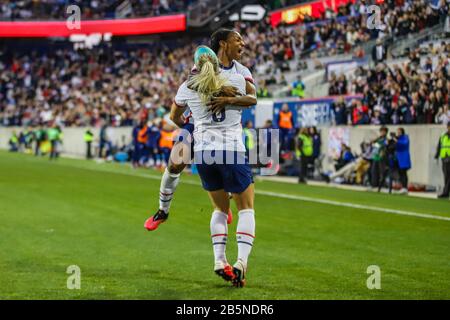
[270,0,355,27]
[0,14,186,38]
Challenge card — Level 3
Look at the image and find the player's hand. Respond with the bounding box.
[218,86,239,97]
[207,96,232,114]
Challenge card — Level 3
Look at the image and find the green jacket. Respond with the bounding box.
[372,137,387,162]
[34,129,45,141]
[47,128,60,141]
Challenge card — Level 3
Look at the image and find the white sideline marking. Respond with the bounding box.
[255,190,450,222]
[63,162,450,223]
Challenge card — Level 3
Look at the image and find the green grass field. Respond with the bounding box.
[0,150,449,299]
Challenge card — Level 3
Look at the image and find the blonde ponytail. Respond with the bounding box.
[187,55,228,104]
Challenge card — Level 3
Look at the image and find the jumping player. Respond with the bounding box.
[170,46,256,287]
[145,29,256,231]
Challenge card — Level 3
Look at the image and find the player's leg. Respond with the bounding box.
[194,152,235,281]
[222,155,255,287]
[144,140,189,231]
[231,184,255,287]
[207,190,235,281]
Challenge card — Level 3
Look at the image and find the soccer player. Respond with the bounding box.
[145,29,256,231]
[170,46,256,287]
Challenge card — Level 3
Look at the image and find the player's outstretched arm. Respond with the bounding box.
[169,102,187,128]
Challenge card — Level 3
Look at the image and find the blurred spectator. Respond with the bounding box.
[132,119,149,168]
[329,74,348,96]
[33,125,46,156]
[296,127,313,183]
[309,126,321,161]
[290,75,305,98]
[322,140,372,185]
[8,130,19,152]
[435,122,450,198]
[355,142,373,185]
[159,123,176,167]
[99,121,113,159]
[435,105,450,125]
[393,128,411,194]
[243,120,256,157]
[84,128,94,159]
[372,39,387,64]
[147,120,162,167]
[277,104,294,152]
[47,123,62,160]
[352,100,370,125]
[370,126,389,189]
[331,96,349,125]
[256,80,272,98]
[335,143,355,171]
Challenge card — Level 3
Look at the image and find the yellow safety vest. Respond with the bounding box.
[291,82,305,98]
[257,88,269,98]
[298,134,313,157]
[10,135,18,144]
[243,128,255,150]
[440,134,450,159]
[84,131,94,142]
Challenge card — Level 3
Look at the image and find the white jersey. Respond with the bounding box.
[179,60,254,125]
[174,71,247,152]
[220,60,254,85]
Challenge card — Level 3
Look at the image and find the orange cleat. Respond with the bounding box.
[144,209,168,231]
[215,263,235,282]
[227,209,233,225]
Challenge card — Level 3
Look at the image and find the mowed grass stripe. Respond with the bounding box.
[15,152,449,223]
[1,151,450,299]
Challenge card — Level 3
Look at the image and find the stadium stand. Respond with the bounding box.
[0,0,448,128]
[0,0,194,20]
[0,43,200,127]
[341,45,449,125]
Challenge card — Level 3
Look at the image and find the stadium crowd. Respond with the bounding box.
[0,0,448,129]
[0,0,193,20]
[330,42,450,125]
[0,43,200,127]
[243,0,446,79]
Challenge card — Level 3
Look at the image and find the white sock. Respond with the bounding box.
[210,210,228,265]
[236,209,255,266]
[159,168,181,213]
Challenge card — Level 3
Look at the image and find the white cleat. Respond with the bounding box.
[232,259,247,288]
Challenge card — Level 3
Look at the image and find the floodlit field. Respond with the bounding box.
[0,150,449,299]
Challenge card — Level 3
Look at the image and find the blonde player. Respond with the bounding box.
[169,46,256,287]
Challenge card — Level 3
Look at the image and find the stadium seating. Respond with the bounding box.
[0,0,194,20]
[0,0,448,128]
